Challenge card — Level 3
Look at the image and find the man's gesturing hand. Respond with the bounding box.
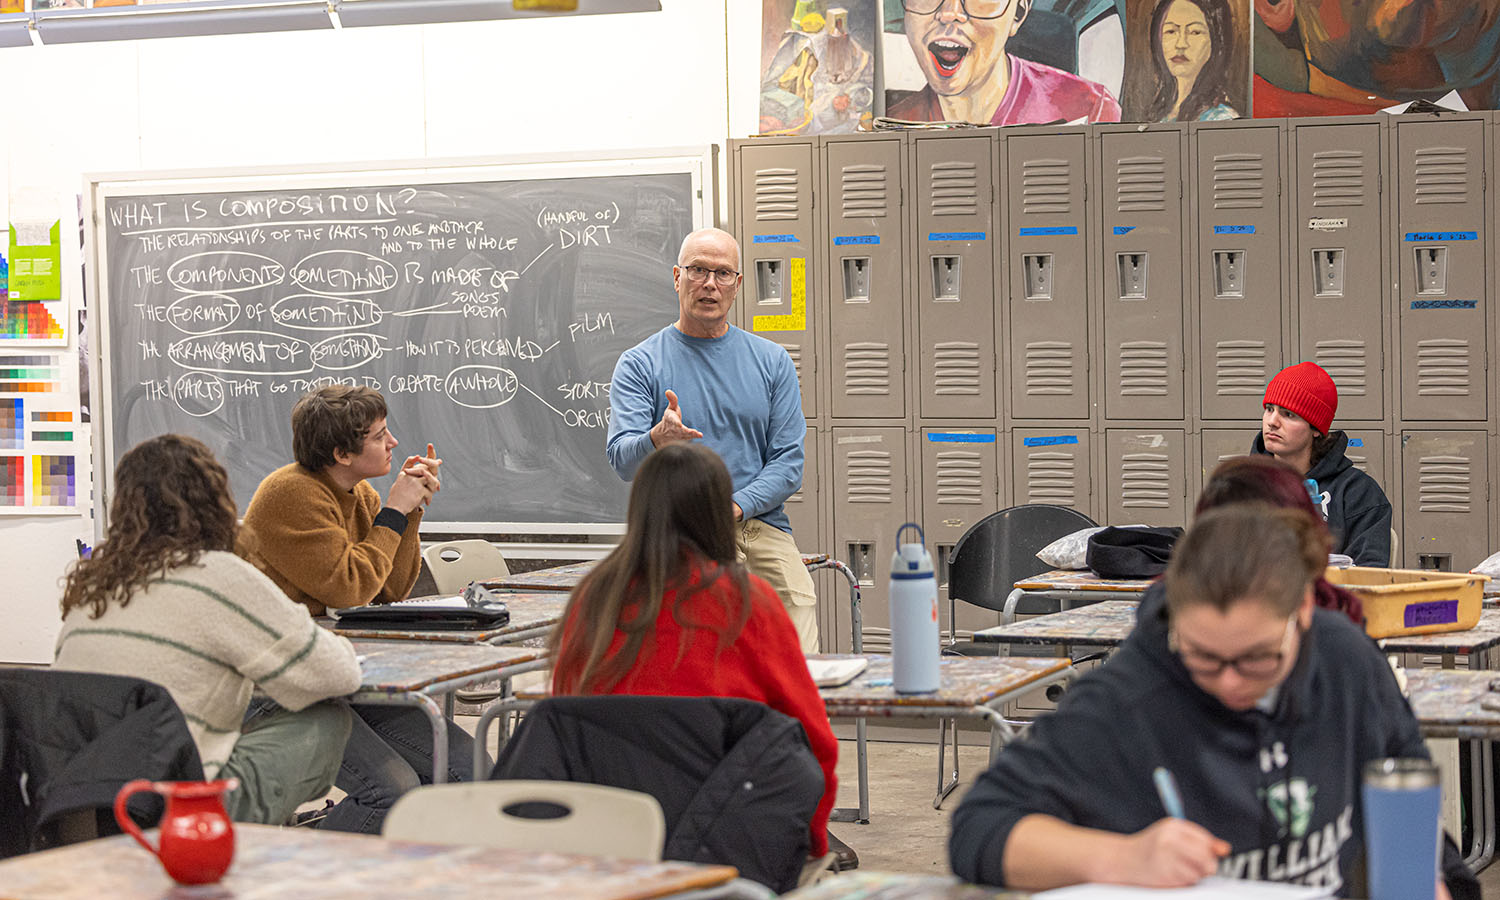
[649,389,704,448]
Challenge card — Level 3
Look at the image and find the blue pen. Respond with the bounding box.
[1153,766,1185,819]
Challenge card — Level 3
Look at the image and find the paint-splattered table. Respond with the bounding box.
[1377,609,1500,668]
[972,599,1141,653]
[324,591,569,645]
[782,872,1025,899]
[816,654,1074,816]
[1001,569,1154,625]
[0,824,742,900]
[1404,666,1500,870]
[484,560,598,592]
[351,639,548,784]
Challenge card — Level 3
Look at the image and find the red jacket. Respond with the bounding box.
[554,561,838,856]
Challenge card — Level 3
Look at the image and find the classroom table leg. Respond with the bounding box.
[933,719,961,809]
[354,692,449,784]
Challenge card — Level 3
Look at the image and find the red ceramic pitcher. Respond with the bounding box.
[113,778,238,885]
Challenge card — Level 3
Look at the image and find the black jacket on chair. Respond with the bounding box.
[490,695,824,893]
[0,668,204,858]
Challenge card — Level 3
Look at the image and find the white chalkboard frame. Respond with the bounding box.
[85,146,717,537]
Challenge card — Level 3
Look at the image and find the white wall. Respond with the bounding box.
[0,0,765,662]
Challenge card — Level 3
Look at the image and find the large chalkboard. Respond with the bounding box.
[89,153,711,527]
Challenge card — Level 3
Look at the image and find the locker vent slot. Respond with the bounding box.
[860,630,893,653]
[1310,150,1366,208]
[935,451,984,505]
[1117,341,1169,395]
[1211,153,1265,209]
[843,342,892,396]
[929,161,979,217]
[1314,339,1368,396]
[1119,453,1171,508]
[1025,450,1078,506]
[1418,455,1472,513]
[1214,340,1267,395]
[779,342,804,383]
[1024,341,1075,396]
[845,448,893,504]
[1416,339,1471,396]
[753,167,801,221]
[1021,158,1072,215]
[840,164,889,219]
[1114,155,1167,213]
[1412,146,1470,205]
[1347,451,1368,474]
[933,341,982,395]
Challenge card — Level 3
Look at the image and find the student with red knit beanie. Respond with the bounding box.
[1249,362,1392,566]
[550,441,837,860]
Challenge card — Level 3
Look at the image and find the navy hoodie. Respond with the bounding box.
[949,584,1478,898]
[1249,430,1393,567]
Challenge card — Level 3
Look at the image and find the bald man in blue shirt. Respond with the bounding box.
[606,227,819,650]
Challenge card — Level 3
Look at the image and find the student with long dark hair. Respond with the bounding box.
[950,503,1475,897]
[551,441,837,857]
[1144,0,1238,121]
[55,434,359,825]
[1251,361,1392,566]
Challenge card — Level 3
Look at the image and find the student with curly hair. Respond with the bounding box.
[54,434,359,825]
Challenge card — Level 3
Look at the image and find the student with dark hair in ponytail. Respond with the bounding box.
[950,503,1475,898]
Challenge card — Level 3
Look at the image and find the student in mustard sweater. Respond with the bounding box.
[238,385,473,833]
[551,442,837,859]
[55,434,359,825]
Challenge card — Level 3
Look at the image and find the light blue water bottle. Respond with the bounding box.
[890,522,940,694]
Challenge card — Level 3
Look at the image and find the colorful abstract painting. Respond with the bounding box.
[1120,0,1249,121]
[881,0,1125,125]
[761,0,878,134]
[1254,1,1500,117]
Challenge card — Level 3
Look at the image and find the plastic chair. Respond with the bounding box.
[383,780,666,861]
[933,504,1097,809]
[422,539,510,595]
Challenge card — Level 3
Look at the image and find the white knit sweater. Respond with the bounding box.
[54,551,362,777]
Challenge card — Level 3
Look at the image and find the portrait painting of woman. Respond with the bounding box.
[1121,0,1249,122]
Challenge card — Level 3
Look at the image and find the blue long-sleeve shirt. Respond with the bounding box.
[606,324,805,535]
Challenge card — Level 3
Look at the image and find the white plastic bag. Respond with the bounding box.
[1035,526,1107,570]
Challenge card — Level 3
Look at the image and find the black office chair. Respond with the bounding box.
[932,504,1097,808]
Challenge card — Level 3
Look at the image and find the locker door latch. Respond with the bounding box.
[1213,250,1245,299]
[842,257,871,303]
[1116,253,1147,300]
[1312,249,1344,297]
[932,256,961,301]
[1415,247,1448,295]
[1023,254,1053,300]
[755,259,783,305]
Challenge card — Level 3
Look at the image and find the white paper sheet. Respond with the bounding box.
[1034,878,1332,899]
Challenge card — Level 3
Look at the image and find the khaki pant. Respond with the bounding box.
[737,518,819,652]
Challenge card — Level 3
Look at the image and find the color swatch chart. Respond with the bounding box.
[0,352,78,513]
[0,301,65,343]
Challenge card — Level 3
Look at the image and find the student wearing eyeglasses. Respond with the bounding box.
[949,503,1476,898]
[887,0,1120,125]
[606,227,818,651]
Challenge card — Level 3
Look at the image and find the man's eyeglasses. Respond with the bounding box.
[901,0,1014,20]
[1169,615,1297,679]
[680,265,740,287]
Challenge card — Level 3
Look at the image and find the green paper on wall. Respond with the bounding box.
[8,221,61,302]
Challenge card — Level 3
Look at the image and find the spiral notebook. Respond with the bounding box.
[331,595,510,631]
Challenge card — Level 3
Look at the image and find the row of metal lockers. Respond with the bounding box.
[785,424,1494,652]
[721,113,1500,651]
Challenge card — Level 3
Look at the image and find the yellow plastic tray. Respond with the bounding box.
[1325,566,1490,639]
